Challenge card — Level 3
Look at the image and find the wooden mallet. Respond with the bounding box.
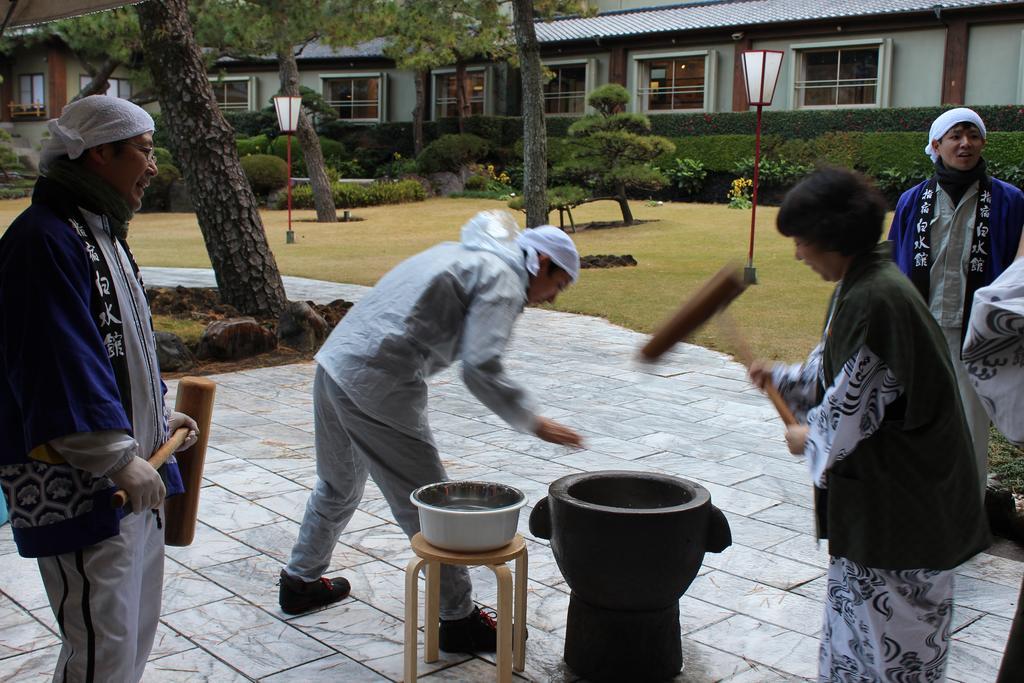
[111,376,216,546]
[639,264,797,426]
[639,264,748,361]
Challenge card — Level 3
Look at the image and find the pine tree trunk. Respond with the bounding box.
[278,48,336,223]
[616,182,634,225]
[136,0,286,317]
[512,0,548,228]
[413,70,427,156]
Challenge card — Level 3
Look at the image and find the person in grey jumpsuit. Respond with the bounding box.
[278,210,583,652]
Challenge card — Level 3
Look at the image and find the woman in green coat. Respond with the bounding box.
[750,167,990,682]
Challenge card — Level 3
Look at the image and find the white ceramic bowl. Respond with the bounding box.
[411,481,527,552]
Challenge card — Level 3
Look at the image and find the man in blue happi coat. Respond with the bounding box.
[0,96,198,682]
[889,107,1024,492]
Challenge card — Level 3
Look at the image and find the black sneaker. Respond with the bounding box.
[278,569,350,615]
[439,605,498,653]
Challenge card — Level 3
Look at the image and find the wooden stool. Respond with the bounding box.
[404,533,528,683]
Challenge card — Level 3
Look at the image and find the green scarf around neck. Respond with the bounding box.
[44,158,133,239]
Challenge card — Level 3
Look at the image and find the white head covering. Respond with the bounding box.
[925,107,986,162]
[516,225,581,283]
[40,95,155,173]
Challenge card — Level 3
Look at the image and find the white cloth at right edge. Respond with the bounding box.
[963,257,1024,446]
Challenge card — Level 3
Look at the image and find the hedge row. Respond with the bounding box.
[279,179,426,209]
[646,105,1024,138]
[655,131,1024,177]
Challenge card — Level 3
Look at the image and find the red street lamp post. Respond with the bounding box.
[740,49,784,284]
[273,95,302,245]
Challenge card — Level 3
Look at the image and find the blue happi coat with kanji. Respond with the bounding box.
[889,177,1024,288]
[0,179,183,557]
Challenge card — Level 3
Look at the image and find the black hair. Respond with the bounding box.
[776,165,887,256]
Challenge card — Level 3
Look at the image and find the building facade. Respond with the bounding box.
[2,0,1023,149]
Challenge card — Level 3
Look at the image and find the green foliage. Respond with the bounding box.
[585,84,630,116]
[376,152,418,180]
[872,167,917,198]
[507,184,589,212]
[416,134,490,174]
[645,105,1024,138]
[731,157,813,187]
[985,131,1024,167]
[464,175,488,190]
[152,147,175,169]
[557,93,674,197]
[990,426,1024,494]
[0,145,24,173]
[435,116,522,148]
[240,154,289,196]
[281,179,426,209]
[268,135,348,176]
[854,133,931,178]
[223,110,279,138]
[236,134,271,157]
[662,135,777,172]
[655,158,707,196]
[727,177,753,209]
[141,163,181,212]
[989,161,1024,189]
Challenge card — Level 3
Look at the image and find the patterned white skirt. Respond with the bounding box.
[819,556,954,682]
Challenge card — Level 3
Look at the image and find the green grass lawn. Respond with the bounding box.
[0,196,834,363]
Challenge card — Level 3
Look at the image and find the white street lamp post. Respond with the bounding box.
[273,95,302,245]
[740,49,784,284]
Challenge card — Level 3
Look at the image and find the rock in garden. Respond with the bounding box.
[580,254,638,269]
[277,301,329,352]
[312,298,353,328]
[427,171,463,196]
[154,331,194,372]
[197,317,277,361]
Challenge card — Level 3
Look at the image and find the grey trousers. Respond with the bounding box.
[37,507,164,683]
[943,326,990,495]
[285,365,474,619]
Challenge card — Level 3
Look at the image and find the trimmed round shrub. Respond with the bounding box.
[464,175,488,190]
[153,147,175,168]
[269,135,348,176]
[278,179,425,209]
[237,134,270,157]
[241,154,289,196]
[141,163,181,212]
[416,133,490,174]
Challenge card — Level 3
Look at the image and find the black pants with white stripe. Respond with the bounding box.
[37,508,164,683]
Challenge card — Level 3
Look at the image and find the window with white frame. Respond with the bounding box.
[434,71,485,119]
[324,75,381,121]
[18,74,44,106]
[79,75,133,100]
[795,46,879,107]
[638,55,706,111]
[543,64,587,115]
[209,78,251,111]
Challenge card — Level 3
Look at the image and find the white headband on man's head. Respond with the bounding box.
[516,225,580,283]
[925,107,986,162]
[40,95,155,173]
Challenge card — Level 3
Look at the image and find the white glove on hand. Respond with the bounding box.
[168,411,199,452]
[109,457,166,512]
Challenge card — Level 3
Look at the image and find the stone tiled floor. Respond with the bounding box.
[1,268,1020,682]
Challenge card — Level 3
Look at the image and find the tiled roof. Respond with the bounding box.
[215,38,389,64]
[536,0,1023,42]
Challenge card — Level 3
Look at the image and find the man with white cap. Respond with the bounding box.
[889,107,1024,493]
[278,210,582,652]
[0,95,197,681]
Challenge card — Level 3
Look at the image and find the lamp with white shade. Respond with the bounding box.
[273,95,302,244]
[739,50,784,284]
